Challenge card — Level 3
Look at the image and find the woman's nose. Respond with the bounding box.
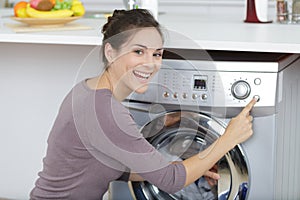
[144,52,154,64]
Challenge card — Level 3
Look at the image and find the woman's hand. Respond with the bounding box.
[204,164,220,186]
[223,98,257,148]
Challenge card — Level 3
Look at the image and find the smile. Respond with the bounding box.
[133,70,152,80]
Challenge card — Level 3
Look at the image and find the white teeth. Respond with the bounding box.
[133,70,151,79]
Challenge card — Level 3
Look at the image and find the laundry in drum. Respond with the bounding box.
[157,149,218,200]
[238,182,248,200]
[218,182,248,200]
[173,176,217,200]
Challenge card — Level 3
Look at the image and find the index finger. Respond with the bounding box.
[241,97,257,116]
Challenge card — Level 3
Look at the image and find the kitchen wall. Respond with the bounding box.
[82,0,275,15]
[5,0,276,13]
[82,0,245,14]
[3,0,277,20]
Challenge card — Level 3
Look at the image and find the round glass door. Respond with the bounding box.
[131,111,249,200]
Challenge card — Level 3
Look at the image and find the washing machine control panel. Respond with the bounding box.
[129,59,279,108]
[130,60,280,107]
[156,68,277,107]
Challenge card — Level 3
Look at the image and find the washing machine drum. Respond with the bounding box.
[130,111,249,200]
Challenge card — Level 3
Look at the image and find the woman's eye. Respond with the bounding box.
[153,52,162,57]
[134,49,144,55]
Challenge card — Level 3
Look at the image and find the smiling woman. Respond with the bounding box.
[29,9,185,200]
[30,8,256,200]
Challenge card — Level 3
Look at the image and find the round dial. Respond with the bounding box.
[231,80,251,100]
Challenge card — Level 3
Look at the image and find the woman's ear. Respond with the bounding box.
[104,43,115,64]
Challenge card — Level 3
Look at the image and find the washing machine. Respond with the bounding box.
[110,50,300,200]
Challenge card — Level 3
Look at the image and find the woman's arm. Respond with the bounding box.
[129,164,221,184]
[182,98,257,186]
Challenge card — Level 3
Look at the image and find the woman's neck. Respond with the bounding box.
[91,70,132,102]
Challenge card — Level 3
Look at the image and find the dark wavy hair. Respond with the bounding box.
[101,9,163,66]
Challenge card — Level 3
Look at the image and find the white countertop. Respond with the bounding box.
[162,14,300,53]
[1,8,300,53]
[0,9,105,45]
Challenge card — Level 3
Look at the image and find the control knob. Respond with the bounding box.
[231,80,251,100]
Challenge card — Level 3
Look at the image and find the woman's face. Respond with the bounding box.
[107,27,163,95]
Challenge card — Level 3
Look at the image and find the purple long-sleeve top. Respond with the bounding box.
[30,80,186,200]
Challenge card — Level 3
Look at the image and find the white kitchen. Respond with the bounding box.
[0,0,300,199]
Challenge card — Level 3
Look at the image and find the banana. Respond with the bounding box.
[26,4,74,18]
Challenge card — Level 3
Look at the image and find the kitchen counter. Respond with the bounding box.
[0,9,104,45]
[1,8,300,53]
[161,14,300,54]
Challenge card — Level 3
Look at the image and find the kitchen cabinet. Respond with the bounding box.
[0,8,300,199]
[0,43,102,199]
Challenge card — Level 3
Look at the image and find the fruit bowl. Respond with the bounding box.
[11,16,82,27]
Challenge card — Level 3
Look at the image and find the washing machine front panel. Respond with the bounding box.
[130,111,249,200]
[242,115,276,200]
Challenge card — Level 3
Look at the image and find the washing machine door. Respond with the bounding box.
[130,111,249,200]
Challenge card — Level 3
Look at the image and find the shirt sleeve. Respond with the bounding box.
[91,91,186,193]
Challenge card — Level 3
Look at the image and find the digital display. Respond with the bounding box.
[193,75,207,90]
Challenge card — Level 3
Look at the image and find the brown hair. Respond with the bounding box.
[101,9,163,66]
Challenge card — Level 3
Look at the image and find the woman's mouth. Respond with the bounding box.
[133,70,152,80]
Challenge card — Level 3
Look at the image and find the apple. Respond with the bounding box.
[30,0,54,11]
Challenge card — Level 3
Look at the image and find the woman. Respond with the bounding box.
[30,9,256,200]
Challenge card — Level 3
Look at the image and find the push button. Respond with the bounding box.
[201,94,208,101]
[253,95,260,102]
[173,92,178,99]
[163,91,169,98]
[254,78,261,85]
[192,93,198,100]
